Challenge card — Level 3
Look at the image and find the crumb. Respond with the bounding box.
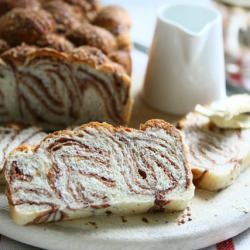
[106,210,112,216]
[188,218,192,221]
[142,217,149,223]
[87,221,97,228]
[177,219,185,225]
[121,216,127,223]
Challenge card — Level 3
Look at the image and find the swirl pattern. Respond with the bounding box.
[0,124,46,184]
[0,46,131,130]
[5,120,194,225]
[179,112,250,190]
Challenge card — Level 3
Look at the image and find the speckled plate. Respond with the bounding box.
[0,50,250,250]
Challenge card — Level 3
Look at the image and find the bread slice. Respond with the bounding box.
[0,124,46,184]
[5,119,194,225]
[178,112,250,191]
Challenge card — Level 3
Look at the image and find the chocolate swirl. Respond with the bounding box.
[5,120,193,224]
[180,113,243,169]
[179,112,250,188]
[0,46,131,130]
[0,124,46,184]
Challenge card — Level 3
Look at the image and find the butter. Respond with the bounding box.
[195,94,250,128]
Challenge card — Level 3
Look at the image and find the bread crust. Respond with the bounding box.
[0,1,132,70]
[93,5,132,36]
[42,0,84,33]
[35,34,74,52]
[0,8,55,46]
[67,23,117,54]
[0,0,41,17]
[0,2,132,127]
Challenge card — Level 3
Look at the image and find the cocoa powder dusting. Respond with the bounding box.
[87,221,98,229]
[142,217,149,223]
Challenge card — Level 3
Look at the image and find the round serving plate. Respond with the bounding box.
[0,50,250,250]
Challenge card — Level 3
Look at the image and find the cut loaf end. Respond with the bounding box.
[5,119,194,225]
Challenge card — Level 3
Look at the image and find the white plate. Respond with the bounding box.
[0,50,250,250]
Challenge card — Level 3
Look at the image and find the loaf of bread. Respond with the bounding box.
[0,45,132,131]
[0,124,46,184]
[178,112,250,191]
[5,119,194,225]
[0,1,132,130]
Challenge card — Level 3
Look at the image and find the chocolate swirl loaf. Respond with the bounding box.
[0,124,46,184]
[178,112,250,191]
[0,1,132,130]
[0,45,131,131]
[5,119,194,225]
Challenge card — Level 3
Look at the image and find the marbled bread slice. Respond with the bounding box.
[5,119,194,225]
[178,112,250,191]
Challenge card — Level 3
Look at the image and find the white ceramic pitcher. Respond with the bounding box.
[143,4,226,115]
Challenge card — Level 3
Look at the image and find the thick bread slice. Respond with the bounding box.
[0,124,46,184]
[178,112,250,191]
[5,119,194,225]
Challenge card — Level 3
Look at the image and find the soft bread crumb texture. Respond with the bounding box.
[179,112,250,191]
[5,119,194,225]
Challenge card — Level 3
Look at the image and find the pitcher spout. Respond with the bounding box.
[158,4,221,37]
[157,4,222,64]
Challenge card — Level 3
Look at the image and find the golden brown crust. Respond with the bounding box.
[108,50,132,75]
[93,5,132,36]
[0,8,55,46]
[0,2,132,58]
[42,0,84,33]
[69,45,109,66]
[64,0,101,21]
[0,1,132,127]
[140,119,182,141]
[1,45,38,64]
[116,32,132,51]
[0,0,41,17]
[0,1,132,53]
[67,23,117,54]
[69,46,131,80]
[36,34,74,52]
[37,119,180,147]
